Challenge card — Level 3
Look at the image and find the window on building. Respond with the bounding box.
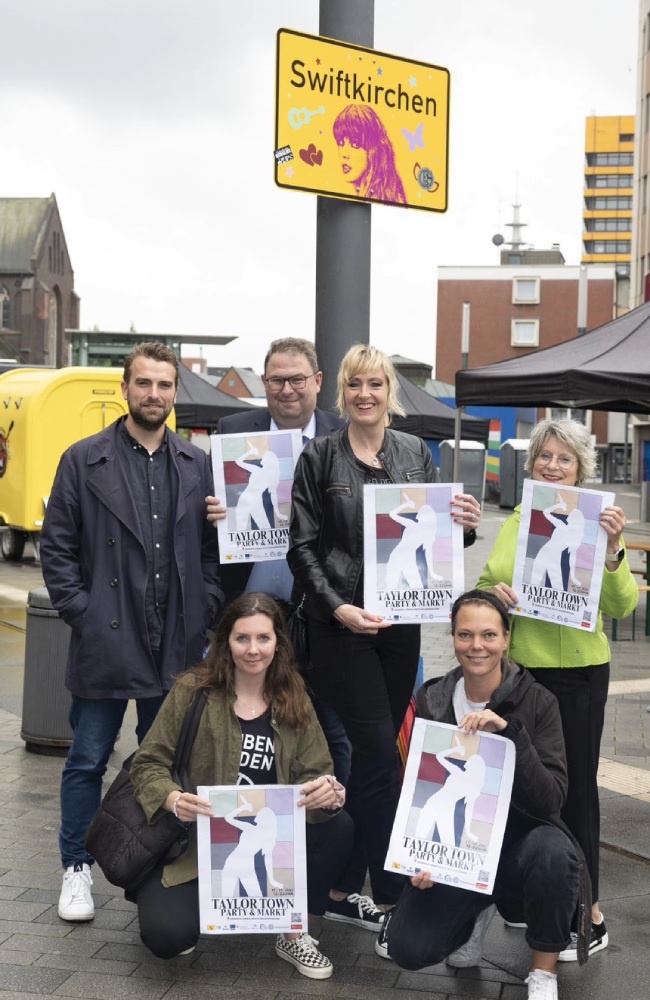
[0,287,9,329]
[512,277,540,303]
[591,240,631,254]
[586,152,634,166]
[511,319,539,347]
[585,196,633,210]
[619,133,634,142]
[586,174,633,189]
[507,253,523,264]
[585,218,631,232]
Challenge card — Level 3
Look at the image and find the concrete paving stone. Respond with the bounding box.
[34,905,138,932]
[601,797,650,859]
[276,993,446,1000]
[0,856,61,874]
[0,964,72,993]
[598,847,650,898]
[4,932,104,956]
[320,965,399,990]
[394,969,503,997]
[34,953,140,976]
[133,962,241,987]
[49,971,171,999]
[0,947,40,965]
[162,986,280,1000]
[499,984,530,1000]
[357,953,522,988]
[0,885,26,900]
[0,899,51,921]
[64,926,143,947]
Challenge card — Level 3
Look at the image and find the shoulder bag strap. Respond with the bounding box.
[171,687,208,791]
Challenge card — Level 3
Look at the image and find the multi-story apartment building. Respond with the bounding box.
[582,115,634,278]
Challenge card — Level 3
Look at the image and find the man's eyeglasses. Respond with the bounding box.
[264,373,319,392]
[536,451,576,470]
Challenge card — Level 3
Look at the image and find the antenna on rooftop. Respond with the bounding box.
[492,202,530,251]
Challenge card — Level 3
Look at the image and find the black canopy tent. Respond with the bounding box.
[454,299,650,415]
[392,371,490,441]
[174,364,256,429]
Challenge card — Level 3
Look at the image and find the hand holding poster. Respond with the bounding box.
[511,479,614,631]
[196,785,307,935]
[211,430,302,564]
[385,718,514,894]
[363,483,465,623]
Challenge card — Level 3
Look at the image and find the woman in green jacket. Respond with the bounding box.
[130,592,353,979]
[477,419,637,960]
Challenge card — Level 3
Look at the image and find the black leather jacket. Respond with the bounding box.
[287,426,440,622]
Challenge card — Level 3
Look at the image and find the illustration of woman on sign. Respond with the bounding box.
[415,737,486,846]
[530,495,585,592]
[333,104,407,205]
[235,441,288,531]
[385,495,442,589]
[221,796,284,898]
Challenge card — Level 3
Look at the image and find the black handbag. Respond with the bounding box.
[287,596,310,669]
[85,688,207,893]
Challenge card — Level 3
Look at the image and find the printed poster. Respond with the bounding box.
[363,483,465,623]
[511,479,614,632]
[385,719,515,894]
[211,430,302,564]
[196,785,308,935]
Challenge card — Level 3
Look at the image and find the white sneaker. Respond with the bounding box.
[525,970,558,1000]
[58,863,94,921]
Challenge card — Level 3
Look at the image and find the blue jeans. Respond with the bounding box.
[310,693,352,786]
[59,694,165,868]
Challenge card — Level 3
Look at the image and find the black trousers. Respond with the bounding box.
[529,663,609,901]
[307,617,421,905]
[388,825,580,969]
[136,810,354,960]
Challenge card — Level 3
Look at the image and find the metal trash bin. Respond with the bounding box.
[21,586,73,754]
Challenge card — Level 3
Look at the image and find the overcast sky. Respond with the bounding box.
[0,0,639,375]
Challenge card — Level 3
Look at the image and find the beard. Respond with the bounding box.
[128,398,172,432]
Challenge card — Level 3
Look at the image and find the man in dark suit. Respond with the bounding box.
[206,337,350,780]
[207,337,344,601]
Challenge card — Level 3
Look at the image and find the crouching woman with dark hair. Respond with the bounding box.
[130,593,353,980]
[378,590,591,1000]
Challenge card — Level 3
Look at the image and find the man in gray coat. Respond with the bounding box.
[41,342,222,923]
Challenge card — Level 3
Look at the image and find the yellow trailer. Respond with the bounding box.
[0,367,175,561]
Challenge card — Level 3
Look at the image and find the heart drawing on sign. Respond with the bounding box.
[299,144,323,167]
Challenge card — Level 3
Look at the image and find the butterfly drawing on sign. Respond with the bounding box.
[401,122,425,152]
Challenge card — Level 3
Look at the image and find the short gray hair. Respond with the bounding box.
[525,418,596,484]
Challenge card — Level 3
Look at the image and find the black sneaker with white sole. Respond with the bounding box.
[557,917,608,962]
[374,908,393,959]
[324,893,385,931]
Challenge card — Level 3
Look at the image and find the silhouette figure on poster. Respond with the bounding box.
[415,738,485,846]
[530,496,585,591]
[333,104,407,204]
[221,797,283,898]
[235,441,288,531]
[385,496,442,589]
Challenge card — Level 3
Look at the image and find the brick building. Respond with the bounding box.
[436,258,617,447]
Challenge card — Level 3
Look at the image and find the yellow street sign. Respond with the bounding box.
[275,29,450,213]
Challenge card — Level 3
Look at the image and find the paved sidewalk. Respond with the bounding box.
[0,507,648,999]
